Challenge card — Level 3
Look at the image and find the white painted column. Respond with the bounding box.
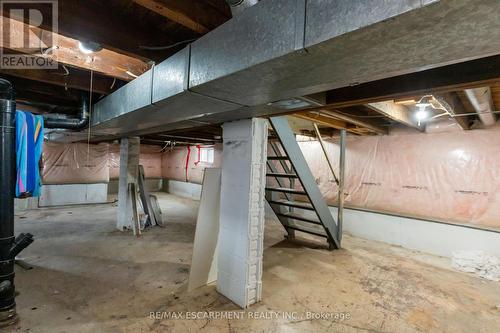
[117,137,140,231]
[217,118,268,308]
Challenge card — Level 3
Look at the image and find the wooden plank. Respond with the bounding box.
[366,101,423,131]
[137,165,157,227]
[322,109,387,135]
[129,183,141,237]
[2,16,150,81]
[133,0,227,34]
[293,113,365,135]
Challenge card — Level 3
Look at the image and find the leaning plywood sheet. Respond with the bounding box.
[188,168,221,291]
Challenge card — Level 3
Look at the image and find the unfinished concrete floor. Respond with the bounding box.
[6,193,500,333]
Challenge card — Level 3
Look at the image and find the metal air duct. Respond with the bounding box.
[464,87,497,127]
[226,0,259,16]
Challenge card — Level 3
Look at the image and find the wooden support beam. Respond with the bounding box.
[0,68,118,95]
[2,16,150,81]
[293,113,364,135]
[321,109,387,135]
[133,0,227,34]
[366,101,423,131]
[324,55,500,109]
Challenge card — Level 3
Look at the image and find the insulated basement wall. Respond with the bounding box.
[42,142,110,184]
[299,125,500,229]
[109,144,163,179]
[161,144,222,184]
[43,142,163,184]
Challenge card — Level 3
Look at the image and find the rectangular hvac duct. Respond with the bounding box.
[189,0,500,106]
[91,47,241,136]
[91,0,500,137]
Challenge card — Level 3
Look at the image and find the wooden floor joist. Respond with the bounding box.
[2,16,151,81]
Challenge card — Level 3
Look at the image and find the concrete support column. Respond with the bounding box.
[218,118,268,308]
[117,137,140,231]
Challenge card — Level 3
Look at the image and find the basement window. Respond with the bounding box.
[199,147,214,164]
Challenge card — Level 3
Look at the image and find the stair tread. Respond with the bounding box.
[265,187,306,195]
[266,172,298,178]
[267,199,314,210]
[267,156,289,160]
[286,221,328,238]
[277,212,321,225]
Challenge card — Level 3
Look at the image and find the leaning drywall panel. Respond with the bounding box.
[188,168,222,291]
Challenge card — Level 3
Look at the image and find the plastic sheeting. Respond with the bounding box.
[298,126,500,228]
[161,144,222,184]
[108,144,163,179]
[42,142,110,184]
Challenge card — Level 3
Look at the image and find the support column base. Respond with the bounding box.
[0,306,18,328]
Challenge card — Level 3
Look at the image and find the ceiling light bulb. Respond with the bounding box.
[78,41,94,54]
[78,41,103,54]
[416,109,429,121]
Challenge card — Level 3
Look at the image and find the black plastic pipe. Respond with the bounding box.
[43,94,89,130]
[0,78,18,326]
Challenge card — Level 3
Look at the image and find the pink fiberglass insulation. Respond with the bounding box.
[298,125,500,228]
[42,142,110,184]
[161,144,222,184]
[108,144,163,179]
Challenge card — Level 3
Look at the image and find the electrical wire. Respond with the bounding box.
[86,68,94,166]
[139,38,197,51]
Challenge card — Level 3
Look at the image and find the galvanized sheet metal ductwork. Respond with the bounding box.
[226,0,259,16]
[91,0,500,138]
[464,87,497,127]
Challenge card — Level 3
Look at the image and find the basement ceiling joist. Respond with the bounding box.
[132,0,229,34]
[0,67,118,95]
[2,16,151,81]
[366,101,422,131]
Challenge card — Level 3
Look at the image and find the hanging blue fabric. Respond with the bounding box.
[15,111,27,197]
[15,110,44,198]
[32,115,44,197]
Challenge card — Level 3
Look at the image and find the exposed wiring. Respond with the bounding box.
[139,38,197,51]
[61,65,69,76]
[86,69,94,166]
[110,78,117,90]
[126,70,138,78]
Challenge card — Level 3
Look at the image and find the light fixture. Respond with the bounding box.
[78,41,103,54]
[416,95,433,108]
[415,108,429,121]
[415,107,429,126]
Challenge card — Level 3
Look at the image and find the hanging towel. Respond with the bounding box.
[16,110,44,198]
[15,111,28,197]
[33,115,44,197]
[24,112,36,193]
